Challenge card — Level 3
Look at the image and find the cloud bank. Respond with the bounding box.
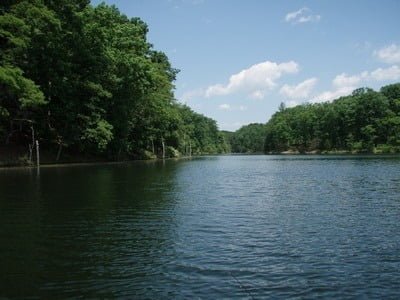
[313,65,400,102]
[205,60,299,99]
[374,44,400,64]
[280,78,317,99]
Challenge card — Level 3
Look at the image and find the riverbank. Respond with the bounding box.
[268,147,400,155]
[2,148,399,168]
[0,146,108,168]
[0,145,199,169]
[277,150,355,155]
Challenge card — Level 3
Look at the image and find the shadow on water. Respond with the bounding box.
[0,160,184,298]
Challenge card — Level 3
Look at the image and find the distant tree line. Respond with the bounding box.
[228,83,400,154]
[224,124,267,153]
[0,1,228,162]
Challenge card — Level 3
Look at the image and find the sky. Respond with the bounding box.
[91,0,400,131]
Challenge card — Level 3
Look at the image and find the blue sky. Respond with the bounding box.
[91,0,400,131]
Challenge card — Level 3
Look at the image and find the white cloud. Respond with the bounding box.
[370,65,400,81]
[206,84,227,97]
[285,100,300,108]
[298,14,321,23]
[333,72,365,88]
[218,104,247,111]
[285,7,308,22]
[312,65,400,103]
[312,86,355,103]
[374,44,400,64]
[249,90,265,100]
[180,88,205,102]
[205,60,299,98]
[218,103,231,110]
[279,77,317,99]
[285,7,321,24]
[332,67,400,87]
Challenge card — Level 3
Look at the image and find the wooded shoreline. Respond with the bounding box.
[1,2,230,164]
[2,151,398,169]
[1,2,399,164]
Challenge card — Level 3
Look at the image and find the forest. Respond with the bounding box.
[0,0,228,165]
[264,84,400,154]
[227,83,400,154]
[225,123,266,153]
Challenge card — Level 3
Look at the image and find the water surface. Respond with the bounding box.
[1,155,399,299]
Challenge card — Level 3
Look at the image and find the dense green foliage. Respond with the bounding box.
[264,84,400,153]
[226,84,400,154]
[0,1,227,161]
[228,123,266,153]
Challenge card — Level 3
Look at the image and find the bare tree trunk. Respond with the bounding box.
[151,138,155,154]
[189,140,192,157]
[28,144,33,163]
[29,126,35,163]
[56,143,62,162]
[161,137,165,159]
[35,140,40,167]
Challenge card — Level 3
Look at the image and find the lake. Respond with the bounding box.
[1,155,399,299]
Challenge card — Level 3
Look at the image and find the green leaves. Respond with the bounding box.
[0,14,30,53]
[0,65,45,108]
[264,85,400,153]
[230,123,267,153]
[0,1,226,159]
[81,119,113,151]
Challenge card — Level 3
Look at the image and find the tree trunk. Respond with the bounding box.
[35,140,40,167]
[29,126,35,163]
[56,143,62,162]
[189,140,192,157]
[151,138,155,154]
[161,137,165,159]
[28,144,33,163]
[31,126,35,146]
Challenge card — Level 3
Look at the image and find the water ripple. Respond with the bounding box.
[0,155,399,298]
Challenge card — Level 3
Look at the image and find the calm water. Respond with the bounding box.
[0,155,400,299]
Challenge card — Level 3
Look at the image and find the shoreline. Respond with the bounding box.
[0,155,198,170]
[2,152,399,170]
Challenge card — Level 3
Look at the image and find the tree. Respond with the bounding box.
[0,0,231,163]
[263,85,400,153]
[230,123,266,153]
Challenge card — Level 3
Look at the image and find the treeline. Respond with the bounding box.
[265,84,400,153]
[224,123,267,153]
[0,1,228,163]
[227,84,400,154]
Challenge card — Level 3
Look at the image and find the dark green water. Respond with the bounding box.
[1,155,400,299]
